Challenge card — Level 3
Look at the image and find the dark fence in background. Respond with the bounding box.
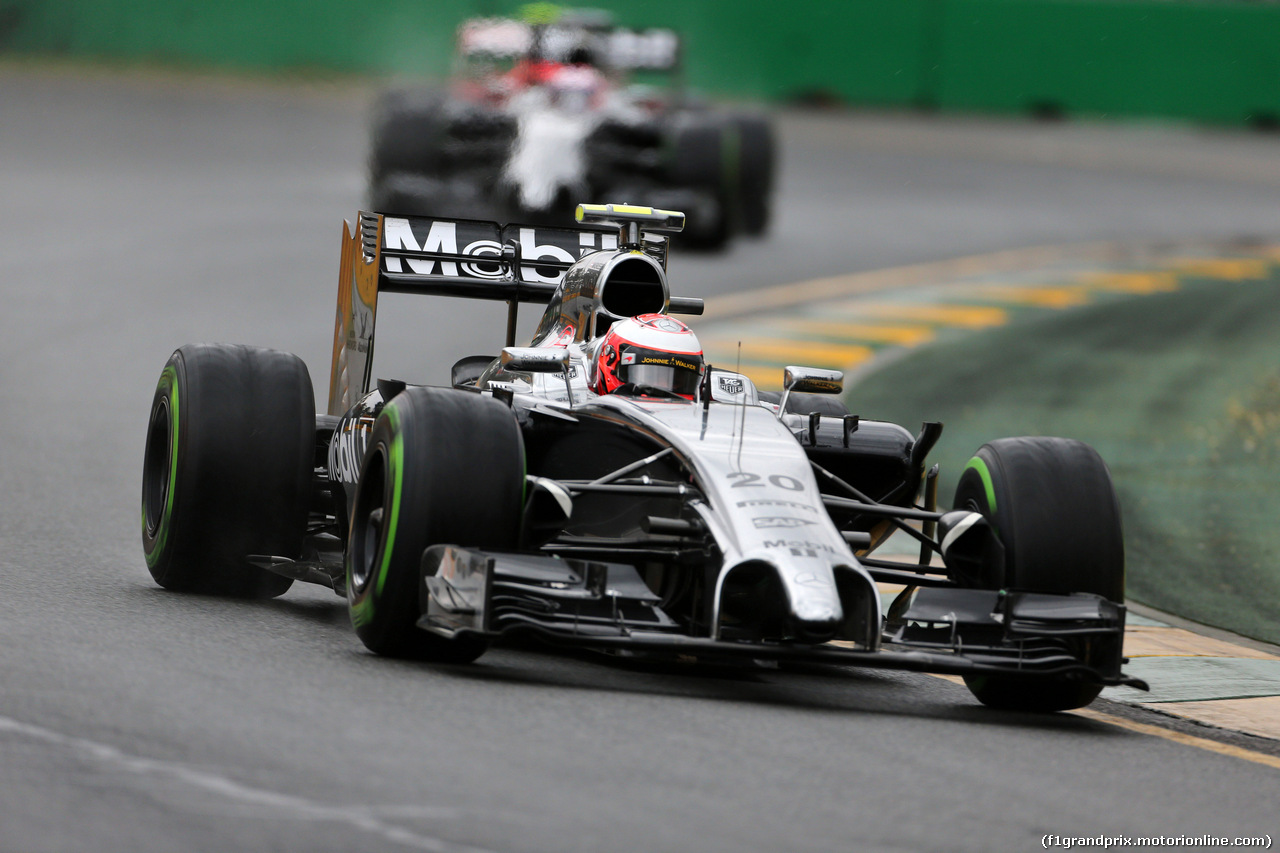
[2,0,1278,125]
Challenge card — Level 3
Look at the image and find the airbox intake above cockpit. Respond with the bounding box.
[600,255,666,320]
[531,249,670,345]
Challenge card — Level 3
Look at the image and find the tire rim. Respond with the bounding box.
[348,445,387,594]
[143,397,171,538]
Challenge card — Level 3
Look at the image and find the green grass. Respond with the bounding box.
[847,275,1280,644]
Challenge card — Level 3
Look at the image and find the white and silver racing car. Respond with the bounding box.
[141,203,1146,712]
[368,11,774,249]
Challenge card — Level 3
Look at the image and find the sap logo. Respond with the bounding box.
[328,419,370,484]
[718,376,744,395]
[752,517,816,530]
[736,499,818,513]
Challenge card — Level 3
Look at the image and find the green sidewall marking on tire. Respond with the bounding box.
[374,404,403,598]
[143,365,180,568]
[963,455,997,515]
[350,403,402,628]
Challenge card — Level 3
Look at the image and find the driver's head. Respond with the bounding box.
[592,313,704,399]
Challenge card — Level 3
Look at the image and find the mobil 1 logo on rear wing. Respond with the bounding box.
[382,217,650,285]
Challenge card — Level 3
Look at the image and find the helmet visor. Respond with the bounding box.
[619,353,702,396]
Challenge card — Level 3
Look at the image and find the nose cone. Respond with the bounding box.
[783,576,844,644]
[788,613,843,644]
[717,559,848,644]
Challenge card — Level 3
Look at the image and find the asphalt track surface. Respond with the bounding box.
[3,65,1280,852]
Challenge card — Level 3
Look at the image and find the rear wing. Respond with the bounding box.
[457,17,681,72]
[328,211,669,415]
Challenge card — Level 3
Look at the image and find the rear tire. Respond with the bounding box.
[346,387,524,661]
[952,436,1125,711]
[141,344,314,598]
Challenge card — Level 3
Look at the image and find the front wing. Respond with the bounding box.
[416,546,1148,689]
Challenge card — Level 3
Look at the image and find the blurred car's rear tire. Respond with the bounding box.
[346,387,524,661]
[368,89,447,184]
[731,113,775,236]
[370,172,445,217]
[953,436,1125,711]
[141,344,314,598]
[665,119,734,250]
[371,172,496,220]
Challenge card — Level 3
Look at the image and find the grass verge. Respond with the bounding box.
[848,274,1280,644]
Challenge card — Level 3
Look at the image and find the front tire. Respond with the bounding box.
[953,436,1124,600]
[141,344,314,597]
[346,387,524,661]
[952,436,1125,711]
[962,674,1106,714]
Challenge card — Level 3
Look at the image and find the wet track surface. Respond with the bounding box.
[2,66,1279,851]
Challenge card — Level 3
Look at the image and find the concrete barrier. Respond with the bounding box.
[2,0,1277,125]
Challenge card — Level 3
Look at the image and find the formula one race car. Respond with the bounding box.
[141,203,1146,712]
[368,10,774,249]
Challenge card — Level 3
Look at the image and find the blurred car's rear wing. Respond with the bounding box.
[328,211,668,415]
[458,17,681,72]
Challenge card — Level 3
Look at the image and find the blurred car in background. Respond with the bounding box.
[367,7,775,249]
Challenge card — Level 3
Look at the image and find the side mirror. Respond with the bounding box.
[777,366,843,417]
[784,366,843,394]
[500,346,578,405]
[501,347,570,373]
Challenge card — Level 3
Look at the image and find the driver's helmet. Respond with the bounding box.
[545,62,606,110]
[593,313,704,399]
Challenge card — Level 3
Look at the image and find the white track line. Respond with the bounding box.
[0,715,497,853]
